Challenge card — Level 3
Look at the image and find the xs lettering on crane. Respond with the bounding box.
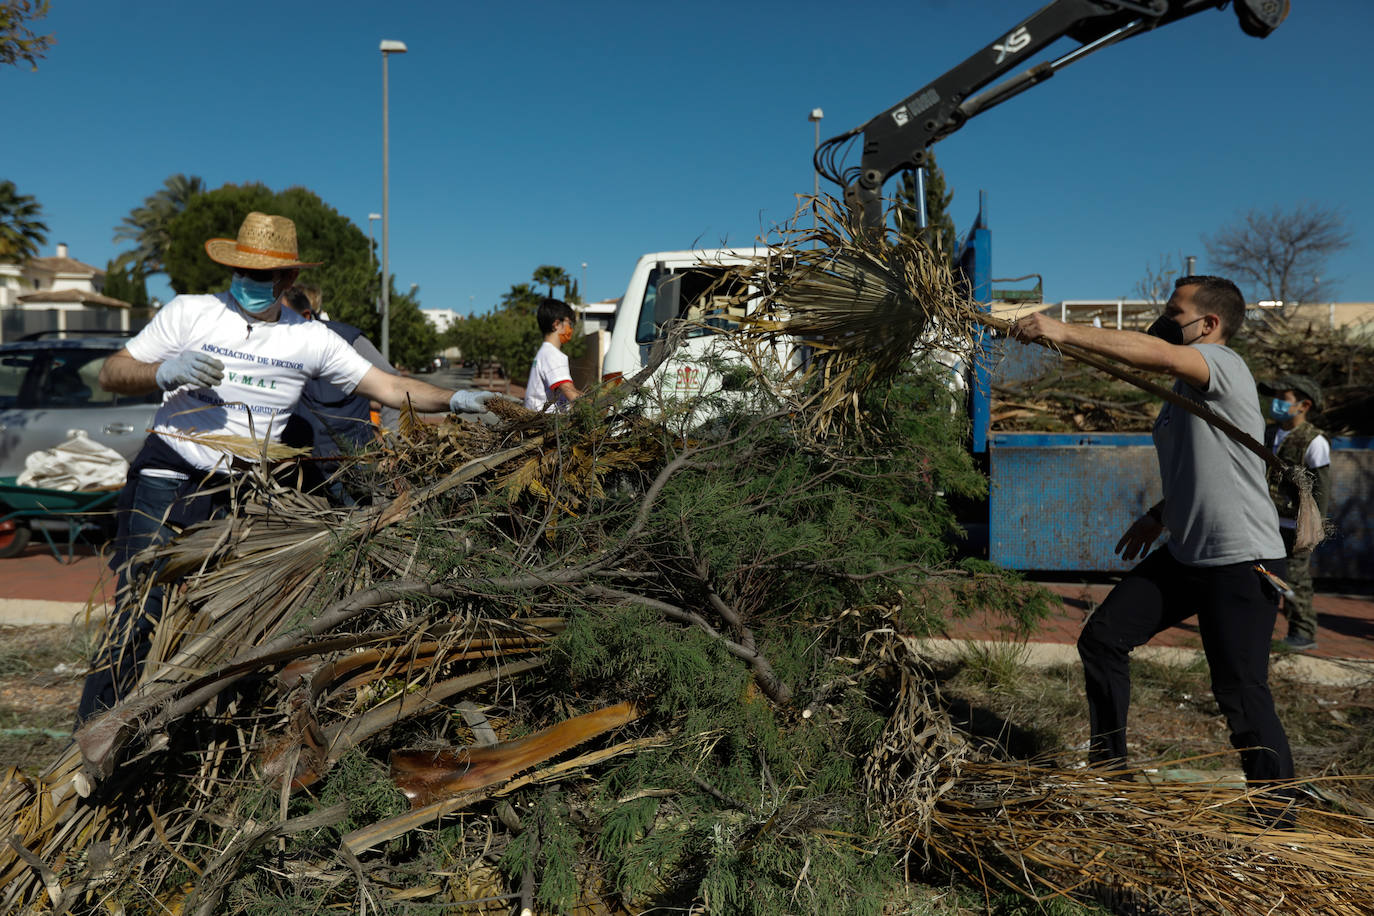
[993,26,1031,64]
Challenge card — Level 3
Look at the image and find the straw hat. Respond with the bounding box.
[204,212,322,271]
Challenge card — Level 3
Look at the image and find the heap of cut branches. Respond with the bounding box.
[990,368,1164,432]
[986,301,1374,436]
[1,203,1372,914]
[1237,310,1374,436]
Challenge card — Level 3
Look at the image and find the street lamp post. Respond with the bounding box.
[367,212,381,315]
[380,39,408,362]
[580,261,587,303]
[808,108,824,228]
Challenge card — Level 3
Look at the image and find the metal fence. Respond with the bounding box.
[0,307,151,342]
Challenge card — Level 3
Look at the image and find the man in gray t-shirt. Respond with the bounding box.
[1152,343,1285,565]
[1010,275,1293,807]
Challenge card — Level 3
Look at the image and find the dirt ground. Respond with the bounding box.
[0,624,94,772]
[936,641,1374,782]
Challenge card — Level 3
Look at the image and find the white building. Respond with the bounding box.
[0,243,134,338]
[577,299,619,335]
[421,308,460,334]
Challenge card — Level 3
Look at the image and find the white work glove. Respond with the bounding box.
[155,351,225,390]
[449,389,496,413]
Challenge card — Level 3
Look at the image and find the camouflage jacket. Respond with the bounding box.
[1264,422,1331,520]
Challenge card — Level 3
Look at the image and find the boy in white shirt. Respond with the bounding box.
[524,298,583,412]
[1258,374,1332,651]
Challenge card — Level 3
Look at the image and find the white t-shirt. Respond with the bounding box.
[127,294,374,471]
[1271,426,1332,469]
[524,341,573,412]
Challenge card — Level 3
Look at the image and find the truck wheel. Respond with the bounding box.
[0,520,31,558]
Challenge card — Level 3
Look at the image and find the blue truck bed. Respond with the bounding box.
[989,433,1373,577]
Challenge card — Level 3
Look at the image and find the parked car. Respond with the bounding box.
[0,335,161,479]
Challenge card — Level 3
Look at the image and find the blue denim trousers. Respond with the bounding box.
[76,474,186,723]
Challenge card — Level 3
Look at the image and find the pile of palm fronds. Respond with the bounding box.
[990,372,1163,432]
[0,359,1001,914]
[925,755,1374,914]
[989,307,1374,435]
[2,204,1373,914]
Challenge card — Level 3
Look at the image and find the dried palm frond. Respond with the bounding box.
[159,430,312,463]
[725,196,975,440]
[861,630,1374,913]
[923,758,1374,914]
[484,394,539,425]
[500,422,665,512]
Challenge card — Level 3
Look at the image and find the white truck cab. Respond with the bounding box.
[599,248,796,424]
[596,247,966,426]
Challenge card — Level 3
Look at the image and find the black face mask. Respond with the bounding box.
[1145,314,1205,345]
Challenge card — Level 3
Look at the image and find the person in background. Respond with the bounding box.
[1008,275,1295,818]
[524,298,582,412]
[1257,374,1331,651]
[280,284,400,504]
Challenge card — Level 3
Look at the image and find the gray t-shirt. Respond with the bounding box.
[1152,344,1285,566]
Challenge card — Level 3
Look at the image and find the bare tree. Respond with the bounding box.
[1204,203,1353,304]
[1134,252,1189,307]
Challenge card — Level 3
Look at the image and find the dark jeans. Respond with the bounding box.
[77,474,186,723]
[1077,547,1293,784]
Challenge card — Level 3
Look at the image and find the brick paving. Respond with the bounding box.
[1,543,115,608]
[943,580,1374,661]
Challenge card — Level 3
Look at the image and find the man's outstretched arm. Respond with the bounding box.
[353,367,496,414]
[1008,314,1211,389]
[353,367,454,412]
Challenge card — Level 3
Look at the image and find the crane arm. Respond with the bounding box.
[823,0,1289,227]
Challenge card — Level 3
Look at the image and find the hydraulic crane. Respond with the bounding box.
[818,0,1290,228]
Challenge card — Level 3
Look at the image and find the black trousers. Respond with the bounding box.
[1077,547,1293,783]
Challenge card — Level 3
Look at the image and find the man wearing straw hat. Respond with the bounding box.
[1010,275,1295,808]
[77,212,493,722]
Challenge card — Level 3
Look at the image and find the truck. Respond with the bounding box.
[586,0,1369,580]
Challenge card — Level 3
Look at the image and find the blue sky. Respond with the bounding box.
[6,0,1372,316]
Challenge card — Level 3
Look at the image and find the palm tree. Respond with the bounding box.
[0,180,48,262]
[113,173,204,276]
[531,264,569,301]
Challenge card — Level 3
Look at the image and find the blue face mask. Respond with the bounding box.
[230,273,278,314]
[1270,397,1293,420]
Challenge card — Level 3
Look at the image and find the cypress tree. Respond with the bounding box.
[896,151,957,267]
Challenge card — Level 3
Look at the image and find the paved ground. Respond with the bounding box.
[943,580,1374,661]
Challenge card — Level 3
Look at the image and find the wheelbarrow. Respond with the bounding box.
[0,476,121,563]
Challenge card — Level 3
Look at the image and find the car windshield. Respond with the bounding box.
[0,347,160,409]
[635,267,750,345]
[0,352,40,408]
